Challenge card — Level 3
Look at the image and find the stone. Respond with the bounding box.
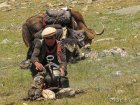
[87,0,93,4]
[0,2,12,11]
[114,71,123,76]
[71,1,78,4]
[0,2,10,8]
[82,5,88,12]
[116,89,124,94]
[23,103,27,105]
[1,39,11,44]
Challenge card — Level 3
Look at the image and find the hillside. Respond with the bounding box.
[0,0,140,105]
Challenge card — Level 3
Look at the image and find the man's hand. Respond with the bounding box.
[59,67,65,76]
[34,61,43,71]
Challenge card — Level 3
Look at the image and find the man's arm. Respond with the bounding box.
[31,39,43,71]
[34,30,43,39]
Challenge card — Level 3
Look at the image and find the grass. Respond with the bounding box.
[0,0,140,105]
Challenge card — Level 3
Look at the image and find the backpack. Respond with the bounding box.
[45,9,71,27]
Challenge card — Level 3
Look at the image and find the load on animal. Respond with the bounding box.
[20,8,104,68]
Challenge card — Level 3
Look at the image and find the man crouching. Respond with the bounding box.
[24,27,73,101]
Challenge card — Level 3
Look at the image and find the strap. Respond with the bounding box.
[42,13,47,27]
[60,27,67,40]
[56,41,63,63]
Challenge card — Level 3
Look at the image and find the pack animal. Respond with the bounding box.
[21,9,104,65]
[22,9,104,47]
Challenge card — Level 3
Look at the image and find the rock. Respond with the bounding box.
[136,52,140,56]
[23,103,27,105]
[71,1,78,4]
[0,2,10,8]
[114,71,123,76]
[21,7,27,9]
[132,79,137,83]
[9,0,16,2]
[100,47,128,57]
[0,83,4,87]
[7,0,16,4]
[7,58,12,60]
[87,0,93,4]
[14,42,20,45]
[85,47,128,59]
[110,47,128,57]
[85,51,98,58]
[82,5,88,12]
[57,3,64,6]
[1,39,11,44]
[0,2,12,11]
[98,51,110,57]
[45,2,54,7]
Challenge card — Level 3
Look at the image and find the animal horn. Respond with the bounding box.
[95,23,105,35]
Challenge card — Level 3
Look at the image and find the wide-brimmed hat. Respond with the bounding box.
[41,27,56,38]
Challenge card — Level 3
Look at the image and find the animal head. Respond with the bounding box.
[72,30,86,47]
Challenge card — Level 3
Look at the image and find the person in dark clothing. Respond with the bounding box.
[20,24,63,69]
[30,27,69,88]
[23,27,77,101]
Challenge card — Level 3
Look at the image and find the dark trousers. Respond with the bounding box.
[26,42,34,60]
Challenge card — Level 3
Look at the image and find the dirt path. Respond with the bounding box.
[109,5,140,15]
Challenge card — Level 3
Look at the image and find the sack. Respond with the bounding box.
[42,89,56,99]
[46,10,71,26]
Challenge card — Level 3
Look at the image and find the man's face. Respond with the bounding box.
[44,36,56,46]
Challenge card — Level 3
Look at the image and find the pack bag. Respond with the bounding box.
[45,9,71,27]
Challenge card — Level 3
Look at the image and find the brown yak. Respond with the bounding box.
[20,9,104,68]
[22,9,104,47]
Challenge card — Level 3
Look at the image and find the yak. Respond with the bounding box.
[20,9,104,68]
[22,9,104,47]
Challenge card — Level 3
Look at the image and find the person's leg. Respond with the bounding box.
[45,76,60,87]
[26,43,34,60]
[44,75,52,87]
[56,77,75,98]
